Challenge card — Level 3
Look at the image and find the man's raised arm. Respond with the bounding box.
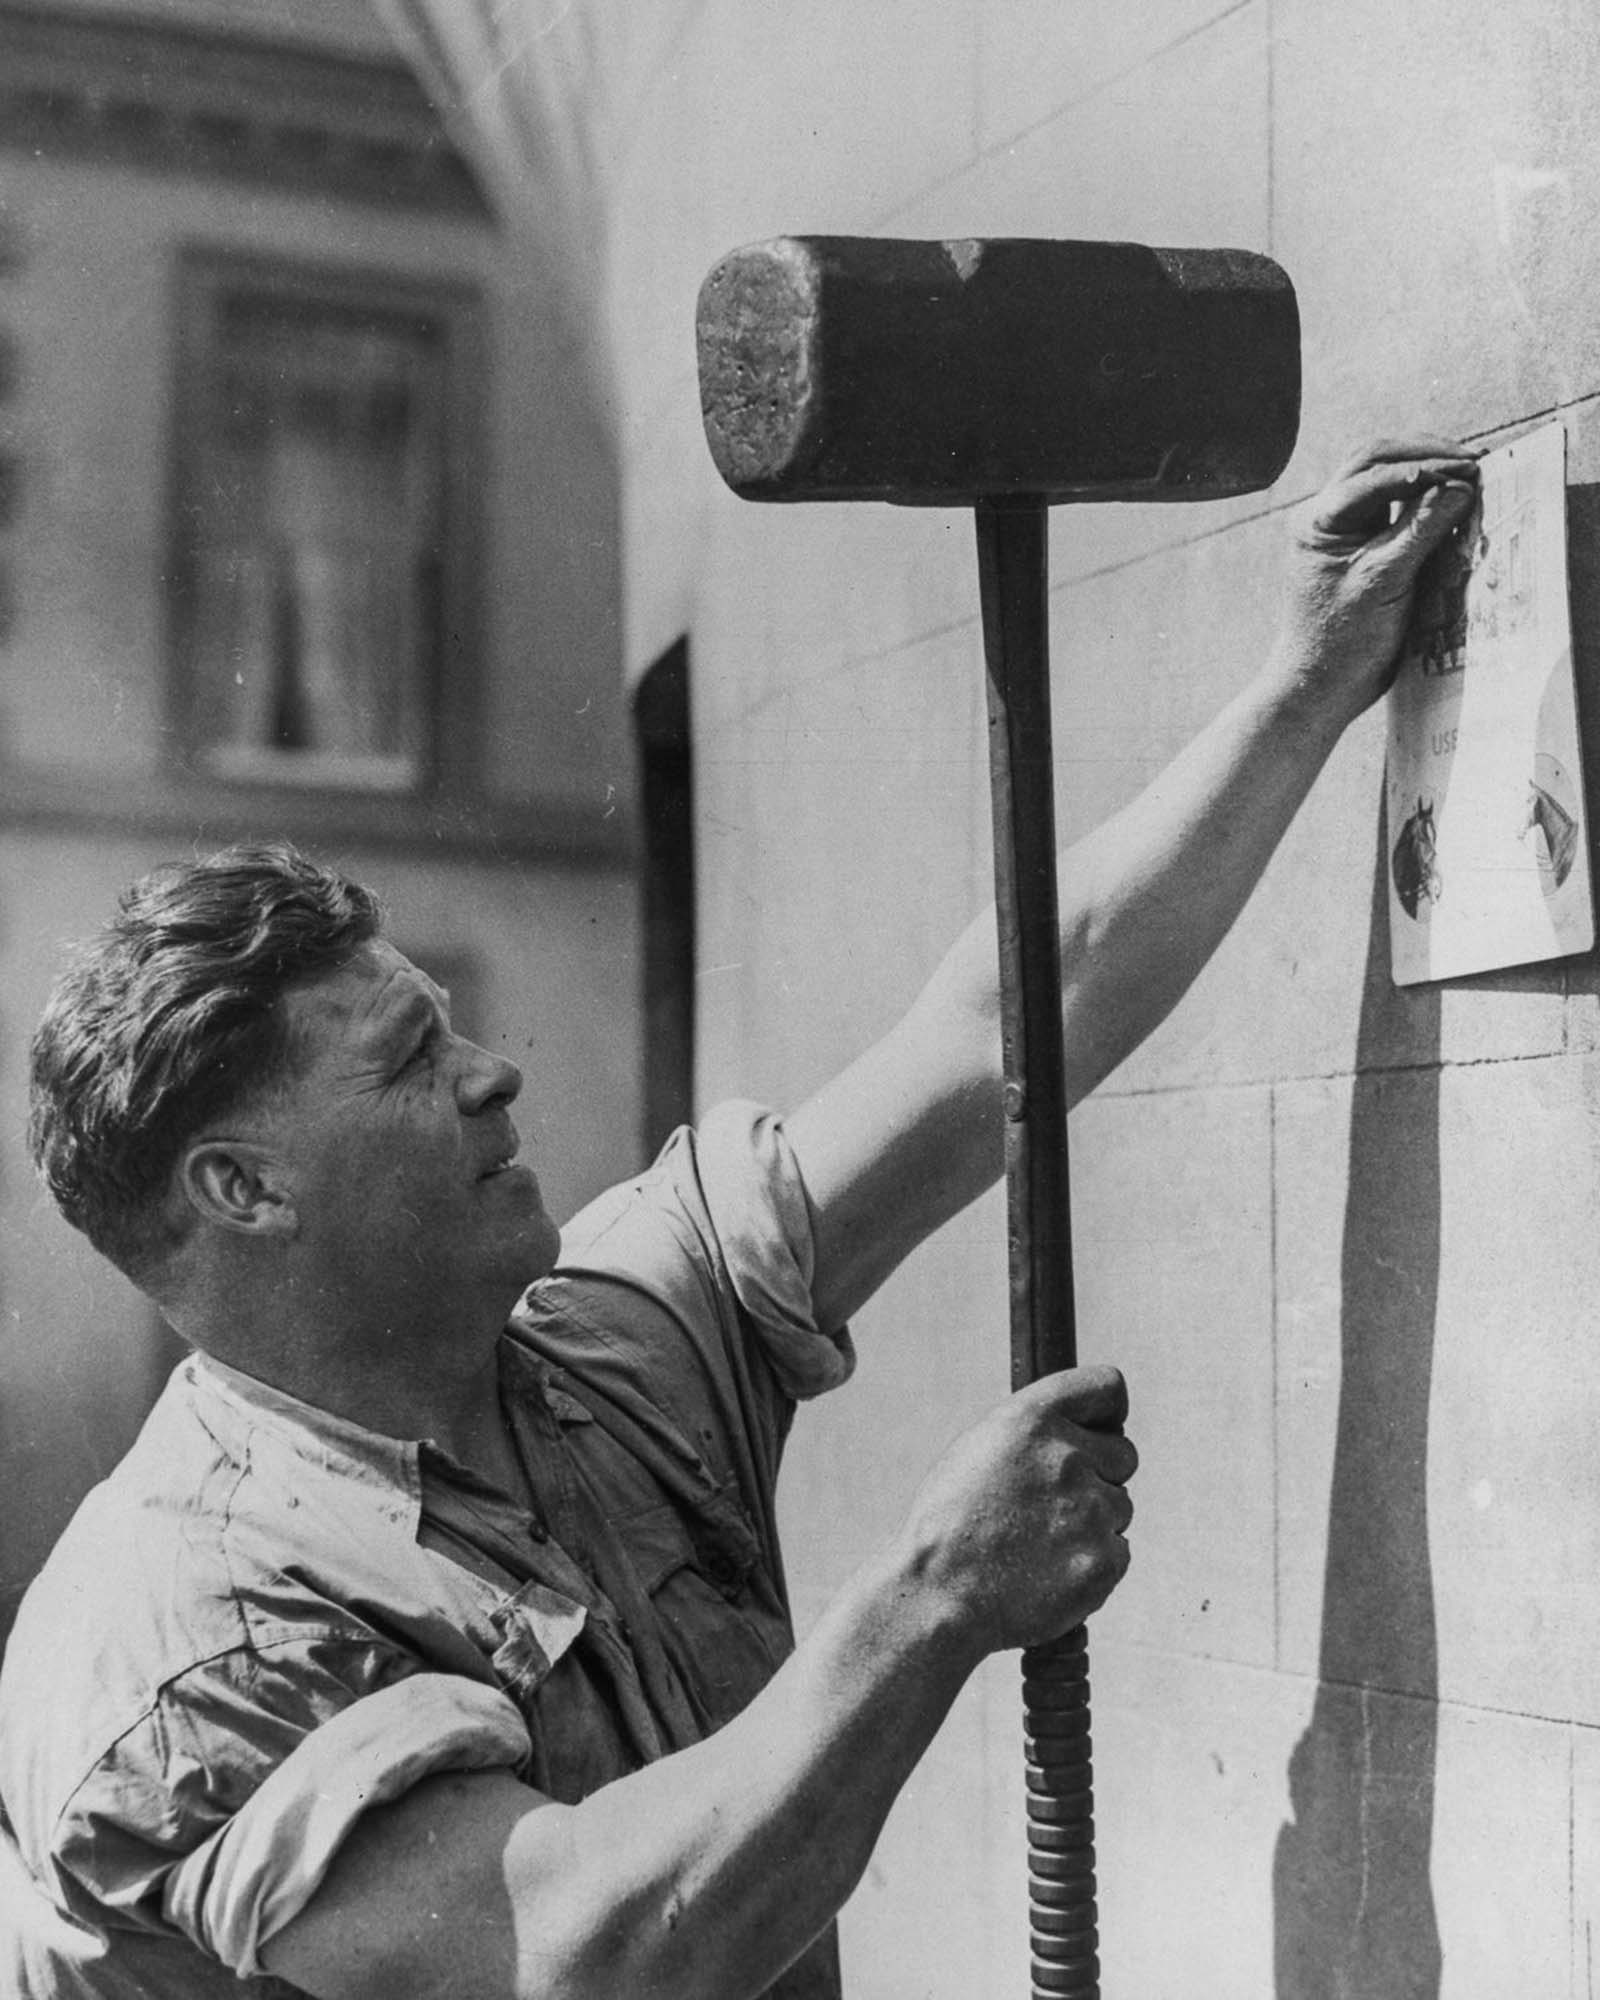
[260,1368,1135,2000]
[788,437,1481,1331]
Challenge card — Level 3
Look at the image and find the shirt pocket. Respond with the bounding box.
[620,1502,787,1730]
[488,1580,588,1703]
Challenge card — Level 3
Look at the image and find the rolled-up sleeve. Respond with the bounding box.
[49,1644,531,1978]
[165,1672,528,1974]
[692,1101,856,1400]
[540,1100,856,1410]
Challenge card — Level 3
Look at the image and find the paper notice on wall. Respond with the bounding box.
[1385,420,1594,985]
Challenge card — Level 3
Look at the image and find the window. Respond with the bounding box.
[168,250,482,795]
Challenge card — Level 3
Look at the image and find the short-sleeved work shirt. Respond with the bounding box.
[0,1104,854,1998]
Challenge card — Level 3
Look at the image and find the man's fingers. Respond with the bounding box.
[1022,1364,1138,1483]
[1310,457,1479,543]
[1391,477,1478,554]
[1082,1427,1139,1488]
[1331,435,1483,481]
[1036,1360,1128,1435]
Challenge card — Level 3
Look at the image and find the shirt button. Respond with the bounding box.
[527,1518,548,1543]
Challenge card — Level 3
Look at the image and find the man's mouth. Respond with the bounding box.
[479,1131,524,1179]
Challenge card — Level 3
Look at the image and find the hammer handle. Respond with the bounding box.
[975,498,1099,2000]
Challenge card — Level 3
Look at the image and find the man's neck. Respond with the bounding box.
[173,1262,522,1479]
[210,1334,528,1491]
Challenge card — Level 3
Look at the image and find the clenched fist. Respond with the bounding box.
[892,1363,1137,1661]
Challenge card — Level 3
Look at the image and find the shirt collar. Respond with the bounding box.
[188,1349,423,1502]
[186,1335,575,1516]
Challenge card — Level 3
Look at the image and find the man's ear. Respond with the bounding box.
[179,1140,298,1239]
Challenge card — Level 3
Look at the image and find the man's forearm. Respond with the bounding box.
[519,1537,976,2000]
[1048,648,1353,1102]
[890,654,1353,1168]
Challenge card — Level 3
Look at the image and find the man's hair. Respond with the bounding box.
[29,841,383,1280]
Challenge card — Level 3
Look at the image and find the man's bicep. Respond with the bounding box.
[261,1768,565,2000]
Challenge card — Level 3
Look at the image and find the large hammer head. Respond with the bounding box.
[697,236,1299,506]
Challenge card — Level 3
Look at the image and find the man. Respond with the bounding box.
[0,439,1477,1999]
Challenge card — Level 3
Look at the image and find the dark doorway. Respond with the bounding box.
[634,638,695,1158]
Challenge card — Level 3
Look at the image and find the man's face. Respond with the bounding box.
[253,940,561,1320]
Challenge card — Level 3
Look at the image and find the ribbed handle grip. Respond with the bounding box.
[1023,1630,1098,1997]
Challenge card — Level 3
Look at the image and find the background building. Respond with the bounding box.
[9,2,1600,1994]
[0,0,643,1654]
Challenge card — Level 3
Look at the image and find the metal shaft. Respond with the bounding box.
[975,497,1098,2000]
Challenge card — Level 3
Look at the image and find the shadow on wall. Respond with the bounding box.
[1274,472,1600,1992]
[1272,813,1443,2000]
[1563,480,1600,1009]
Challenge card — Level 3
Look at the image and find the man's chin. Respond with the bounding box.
[529,1211,562,1279]
[490,1210,562,1300]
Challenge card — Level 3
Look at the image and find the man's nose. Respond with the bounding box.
[455,1038,523,1111]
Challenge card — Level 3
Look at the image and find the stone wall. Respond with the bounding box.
[598,3,1600,1991]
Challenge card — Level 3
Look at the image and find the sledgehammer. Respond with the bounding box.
[696,235,1300,1998]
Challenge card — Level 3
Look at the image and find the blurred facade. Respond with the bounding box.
[0,0,644,1649]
